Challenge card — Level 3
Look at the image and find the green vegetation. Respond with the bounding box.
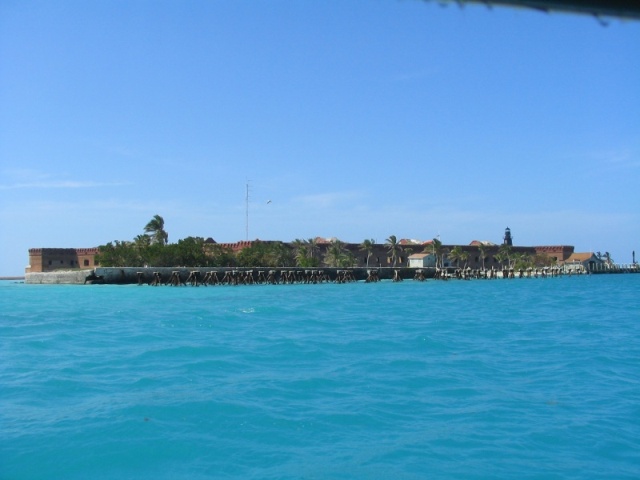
[236,241,294,268]
[476,243,488,270]
[359,238,375,267]
[511,252,557,270]
[323,239,355,268]
[97,215,300,268]
[495,244,513,268]
[96,215,235,267]
[95,215,562,271]
[385,235,400,267]
[144,214,169,245]
[292,238,320,268]
[96,236,236,268]
[427,238,446,269]
[448,246,469,269]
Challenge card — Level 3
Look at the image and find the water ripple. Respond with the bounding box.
[1,276,639,479]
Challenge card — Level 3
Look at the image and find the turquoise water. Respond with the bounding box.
[2,275,639,479]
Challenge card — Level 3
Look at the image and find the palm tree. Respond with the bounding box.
[460,250,470,270]
[340,251,356,268]
[291,238,306,251]
[292,238,306,261]
[428,238,444,269]
[324,239,346,267]
[132,234,151,265]
[134,234,151,248]
[144,215,168,245]
[448,246,464,268]
[498,244,513,268]
[359,238,375,267]
[307,237,320,262]
[385,235,400,267]
[495,246,513,269]
[294,242,315,267]
[513,252,533,271]
[268,241,295,267]
[477,243,488,270]
[295,247,312,267]
[292,238,320,267]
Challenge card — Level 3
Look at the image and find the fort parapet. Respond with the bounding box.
[27,247,100,273]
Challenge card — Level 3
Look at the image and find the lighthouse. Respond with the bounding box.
[503,227,513,246]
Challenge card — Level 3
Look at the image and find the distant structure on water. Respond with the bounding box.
[25,228,631,274]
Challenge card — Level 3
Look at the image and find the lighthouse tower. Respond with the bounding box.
[503,227,513,246]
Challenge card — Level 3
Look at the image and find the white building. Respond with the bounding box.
[408,253,437,268]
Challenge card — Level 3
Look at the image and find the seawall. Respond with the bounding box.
[96,267,423,284]
[25,267,429,284]
[26,265,636,285]
[25,270,94,284]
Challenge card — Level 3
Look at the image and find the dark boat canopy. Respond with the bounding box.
[434,0,640,20]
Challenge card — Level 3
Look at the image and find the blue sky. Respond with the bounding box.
[1,0,639,275]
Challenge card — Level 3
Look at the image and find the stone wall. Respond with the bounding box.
[94,267,423,284]
[27,248,100,273]
[25,269,94,284]
[25,267,429,284]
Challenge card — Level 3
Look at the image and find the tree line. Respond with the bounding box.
[96,215,555,269]
[96,215,236,268]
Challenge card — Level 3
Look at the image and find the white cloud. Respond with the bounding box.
[0,180,130,190]
[0,168,131,190]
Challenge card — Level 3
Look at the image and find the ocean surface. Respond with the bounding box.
[2,275,639,479]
